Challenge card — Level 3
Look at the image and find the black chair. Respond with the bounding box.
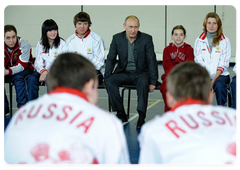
[97,82,112,112]
[120,81,162,117]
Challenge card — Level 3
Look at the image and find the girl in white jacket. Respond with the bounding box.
[28,19,66,101]
[194,12,231,106]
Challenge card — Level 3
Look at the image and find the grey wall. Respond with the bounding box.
[4,5,236,62]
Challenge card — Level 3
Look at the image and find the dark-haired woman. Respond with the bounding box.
[28,19,66,101]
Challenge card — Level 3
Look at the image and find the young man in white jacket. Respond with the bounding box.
[66,12,105,84]
[4,53,130,164]
[138,62,236,164]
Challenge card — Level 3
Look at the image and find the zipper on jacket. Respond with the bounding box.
[10,47,19,66]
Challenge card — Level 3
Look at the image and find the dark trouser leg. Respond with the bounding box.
[12,68,32,108]
[131,72,150,128]
[96,70,103,85]
[230,75,236,109]
[27,71,41,101]
[132,73,150,115]
[4,76,12,114]
[104,73,131,112]
[213,75,230,106]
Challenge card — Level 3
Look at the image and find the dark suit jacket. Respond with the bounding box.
[104,31,158,86]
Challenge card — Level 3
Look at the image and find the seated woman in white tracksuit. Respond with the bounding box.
[194,12,231,106]
[28,19,66,101]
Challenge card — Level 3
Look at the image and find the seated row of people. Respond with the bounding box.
[4,11,236,128]
[4,12,105,117]
[4,53,236,164]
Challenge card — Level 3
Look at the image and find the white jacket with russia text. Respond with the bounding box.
[138,99,236,164]
[4,87,130,164]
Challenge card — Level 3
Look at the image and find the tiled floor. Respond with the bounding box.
[4,64,236,164]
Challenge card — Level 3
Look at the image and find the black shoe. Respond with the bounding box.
[136,110,146,129]
[136,119,145,129]
[116,111,128,123]
[4,108,10,117]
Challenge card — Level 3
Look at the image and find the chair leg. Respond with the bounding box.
[121,88,126,115]
[127,89,131,118]
[121,87,131,118]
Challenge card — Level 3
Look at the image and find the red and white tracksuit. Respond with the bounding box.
[66,29,105,75]
[4,87,130,164]
[138,99,236,164]
[34,39,66,74]
[194,32,231,79]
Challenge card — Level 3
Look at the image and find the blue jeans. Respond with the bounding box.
[212,75,230,106]
[230,75,236,109]
[27,71,41,101]
[4,68,33,109]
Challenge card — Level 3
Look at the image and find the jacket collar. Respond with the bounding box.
[170,42,187,48]
[199,32,226,41]
[49,87,88,101]
[170,98,209,112]
[122,30,141,40]
[75,29,91,39]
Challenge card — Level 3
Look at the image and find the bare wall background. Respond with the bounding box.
[4,5,236,62]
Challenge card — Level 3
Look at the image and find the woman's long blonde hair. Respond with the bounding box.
[203,12,223,47]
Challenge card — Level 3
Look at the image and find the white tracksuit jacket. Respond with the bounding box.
[66,29,105,75]
[138,99,236,164]
[4,87,130,164]
[35,39,66,74]
[194,32,231,79]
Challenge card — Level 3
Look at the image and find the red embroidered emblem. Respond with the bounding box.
[30,143,50,162]
[227,142,236,156]
[58,150,71,161]
[92,158,99,164]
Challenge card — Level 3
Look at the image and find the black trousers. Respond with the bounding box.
[97,70,103,85]
[104,71,150,114]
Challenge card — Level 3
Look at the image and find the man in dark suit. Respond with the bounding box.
[104,15,158,129]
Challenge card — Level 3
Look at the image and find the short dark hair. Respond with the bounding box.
[73,12,92,27]
[47,53,96,92]
[41,19,61,53]
[4,25,17,35]
[167,62,211,103]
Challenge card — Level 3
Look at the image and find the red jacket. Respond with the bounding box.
[4,37,34,75]
[161,42,194,80]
